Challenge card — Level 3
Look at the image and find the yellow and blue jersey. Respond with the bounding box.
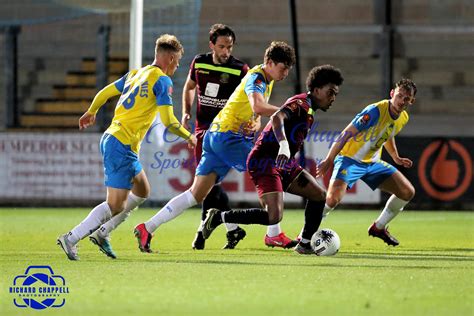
[210,64,274,133]
[340,99,409,163]
[104,65,174,153]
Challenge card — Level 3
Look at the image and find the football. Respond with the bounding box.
[310,228,341,256]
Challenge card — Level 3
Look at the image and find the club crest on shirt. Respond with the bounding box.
[255,78,264,89]
[167,86,173,97]
[220,73,230,84]
[359,113,370,125]
[287,102,298,112]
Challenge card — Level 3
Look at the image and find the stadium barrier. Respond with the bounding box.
[0,123,381,206]
[383,137,474,210]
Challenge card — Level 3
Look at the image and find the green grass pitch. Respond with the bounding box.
[0,208,473,315]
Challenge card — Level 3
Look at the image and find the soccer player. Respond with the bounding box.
[57,34,196,260]
[317,79,417,246]
[182,24,291,250]
[134,41,297,253]
[181,24,249,249]
[200,65,344,255]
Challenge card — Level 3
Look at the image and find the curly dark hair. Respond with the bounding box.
[395,78,417,96]
[263,41,296,68]
[306,65,344,91]
[209,24,236,44]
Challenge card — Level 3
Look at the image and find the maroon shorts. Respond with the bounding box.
[194,129,206,164]
[248,162,304,198]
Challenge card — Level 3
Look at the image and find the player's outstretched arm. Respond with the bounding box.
[181,76,197,130]
[79,82,121,130]
[158,105,196,148]
[248,92,280,117]
[384,137,413,168]
[316,123,358,177]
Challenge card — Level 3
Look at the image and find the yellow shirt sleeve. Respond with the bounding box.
[158,105,192,140]
[87,82,122,115]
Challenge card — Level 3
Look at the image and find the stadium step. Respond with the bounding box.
[20,56,129,129]
[52,85,97,99]
[20,113,79,128]
[81,57,129,73]
[66,72,122,86]
[36,99,91,113]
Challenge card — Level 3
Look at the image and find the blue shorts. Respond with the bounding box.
[196,131,254,183]
[100,133,142,189]
[331,155,396,190]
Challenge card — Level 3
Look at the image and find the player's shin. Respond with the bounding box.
[223,208,270,225]
[201,185,237,232]
[300,200,325,243]
[323,203,334,217]
[68,202,112,244]
[375,194,409,229]
[201,185,220,220]
[145,190,197,233]
[98,193,147,238]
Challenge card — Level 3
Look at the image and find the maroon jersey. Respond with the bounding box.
[251,93,315,162]
[189,53,248,131]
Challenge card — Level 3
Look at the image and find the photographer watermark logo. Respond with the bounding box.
[9,265,70,310]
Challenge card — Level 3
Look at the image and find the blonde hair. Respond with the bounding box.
[155,34,184,56]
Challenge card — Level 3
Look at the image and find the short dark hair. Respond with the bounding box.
[263,41,296,68]
[395,78,417,96]
[306,65,344,91]
[209,24,236,44]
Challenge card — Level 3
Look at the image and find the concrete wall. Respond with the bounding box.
[195,0,474,135]
[1,0,473,135]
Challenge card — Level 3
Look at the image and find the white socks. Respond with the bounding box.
[375,195,409,229]
[323,203,334,217]
[266,224,282,237]
[145,190,197,233]
[68,202,112,244]
[97,193,147,238]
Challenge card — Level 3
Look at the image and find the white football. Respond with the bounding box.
[310,228,341,256]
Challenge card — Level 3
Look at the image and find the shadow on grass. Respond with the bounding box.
[339,251,474,262]
[397,248,474,253]
[106,255,465,269]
